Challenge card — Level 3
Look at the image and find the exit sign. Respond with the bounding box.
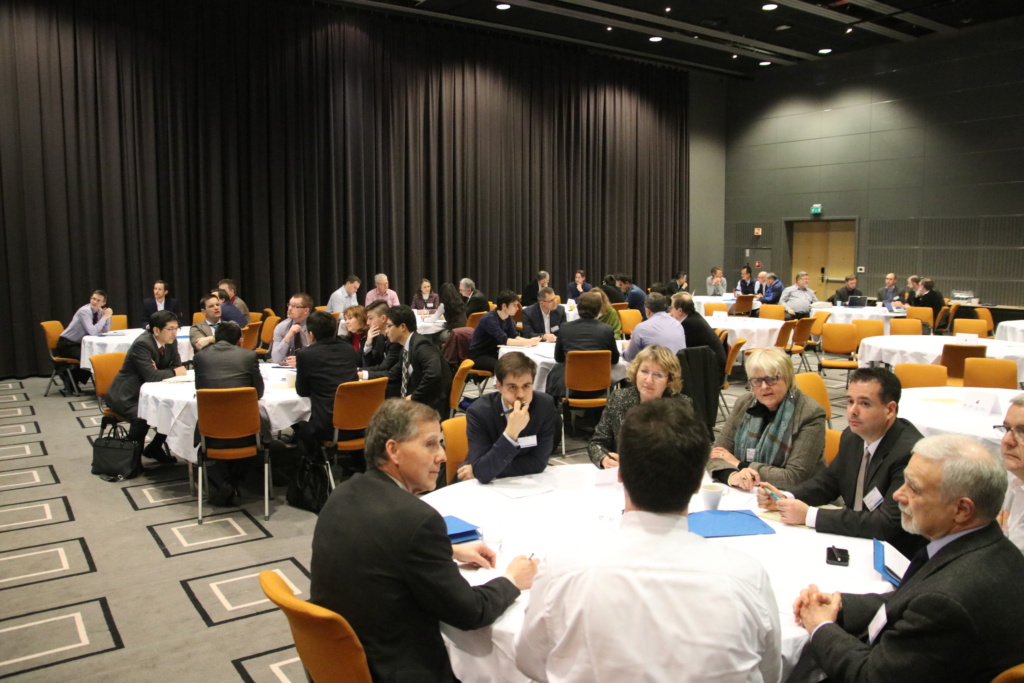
[810,204,822,215]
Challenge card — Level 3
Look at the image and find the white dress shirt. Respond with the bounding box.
[514,511,782,683]
[1004,474,1024,554]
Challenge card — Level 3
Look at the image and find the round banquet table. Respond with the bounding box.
[704,314,784,350]
[858,335,1024,384]
[996,320,1024,343]
[693,295,761,316]
[826,307,906,334]
[136,364,310,462]
[425,464,891,683]
[498,342,629,394]
[898,386,1018,450]
[80,328,194,370]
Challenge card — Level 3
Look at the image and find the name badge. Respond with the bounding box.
[746,448,756,461]
[551,325,559,332]
[427,303,434,308]
[864,487,884,511]
[867,604,887,644]
[518,435,538,448]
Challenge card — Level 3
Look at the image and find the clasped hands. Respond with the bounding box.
[793,584,842,633]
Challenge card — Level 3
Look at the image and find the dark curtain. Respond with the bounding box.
[0,0,689,379]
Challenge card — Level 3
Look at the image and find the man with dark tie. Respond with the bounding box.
[383,305,450,416]
[56,290,113,393]
[271,293,313,365]
[140,280,181,327]
[793,434,1024,683]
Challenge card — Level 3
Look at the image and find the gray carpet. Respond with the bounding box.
[0,364,851,681]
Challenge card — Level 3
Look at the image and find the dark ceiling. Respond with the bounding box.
[325,0,1024,77]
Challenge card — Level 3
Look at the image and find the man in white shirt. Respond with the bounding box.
[515,398,782,683]
[326,275,361,315]
[999,394,1024,554]
[780,271,818,319]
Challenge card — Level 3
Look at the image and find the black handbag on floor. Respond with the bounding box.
[91,423,143,481]
[286,452,331,513]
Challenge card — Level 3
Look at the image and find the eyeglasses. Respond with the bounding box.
[995,424,1024,441]
[749,375,781,388]
[540,298,557,305]
[164,326,180,333]
[637,369,667,381]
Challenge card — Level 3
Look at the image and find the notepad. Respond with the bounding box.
[688,510,775,538]
[444,515,482,544]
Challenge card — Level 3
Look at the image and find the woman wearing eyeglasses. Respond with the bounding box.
[708,347,826,490]
[588,346,691,469]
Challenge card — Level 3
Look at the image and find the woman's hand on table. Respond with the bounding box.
[710,447,740,467]
[727,468,760,491]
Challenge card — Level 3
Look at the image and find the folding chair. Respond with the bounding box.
[618,309,642,338]
[561,351,612,455]
[818,323,859,386]
[794,372,832,428]
[889,318,922,336]
[326,378,390,480]
[90,352,129,434]
[40,321,81,397]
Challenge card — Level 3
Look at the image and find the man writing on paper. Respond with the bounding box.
[515,399,781,682]
[759,368,925,556]
[310,399,539,682]
[793,434,1024,683]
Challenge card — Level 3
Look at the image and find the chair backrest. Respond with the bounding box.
[894,363,948,389]
[261,316,281,346]
[441,416,469,484]
[758,304,785,320]
[824,428,842,465]
[952,318,988,336]
[192,311,205,325]
[962,358,1018,390]
[263,307,277,319]
[940,344,987,380]
[109,314,128,331]
[794,372,831,422]
[933,305,952,332]
[618,309,643,337]
[565,351,613,393]
[703,302,728,316]
[610,302,628,311]
[449,359,475,413]
[774,320,796,348]
[331,311,341,321]
[90,352,127,399]
[466,311,486,329]
[992,662,1024,683]
[821,323,859,355]
[259,571,372,683]
[731,294,754,314]
[716,329,728,344]
[196,388,261,441]
[790,317,815,347]
[332,378,389,432]
[852,319,884,344]
[249,312,263,323]
[889,318,922,335]
[809,309,832,336]
[240,322,262,350]
[314,305,327,311]
[722,338,746,384]
[976,307,995,334]
[40,321,64,351]
[905,306,934,327]
[488,301,497,311]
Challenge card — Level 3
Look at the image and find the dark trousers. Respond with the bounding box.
[468,351,497,373]
[128,418,167,453]
[55,337,92,385]
[784,310,810,321]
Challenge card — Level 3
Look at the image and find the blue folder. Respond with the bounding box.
[444,515,482,544]
[688,510,775,538]
[873,538,904,587]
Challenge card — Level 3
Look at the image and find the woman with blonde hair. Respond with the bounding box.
[592,287,622,340]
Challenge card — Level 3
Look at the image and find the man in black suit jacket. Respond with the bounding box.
[671,292,726,377]
[106,310,185,462]
[833,274,864,304]
[599,274,627,304]
[384,306,451,417]
[361,300,401,375]
[520,270,549,307]
[459,351,560,484]
[521,287,567,341]
[761,368,926,557]
[460,277,490,316]
[140,280,181,327]
[548,290,618,399]
[794,434,1024,683]
[310,399,538,682]
[295,311,360,444]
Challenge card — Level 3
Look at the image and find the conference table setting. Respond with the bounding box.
[898,386,1017,449]
[79,327,194,370]
[498,341,630,393]
[703,312,785,350]
[692,295,761,316]
[858,334,1024,384]
[995,319,1024,343]
[826,305,906,334]
[136,364,311,462]
[427,464,892,683]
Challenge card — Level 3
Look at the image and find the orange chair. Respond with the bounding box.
[441,416,468,484]
[787,317,816,373]
[488,301,497,311]
[259,571,372,683]
[196,387,269,523]
[952,318,988,337]
[962,358,1018,390]
[109,314,128,331]
[328,378,390,474]
[976,308,995,337]
[467,311,486,329]
[889,318,922,335]
[802,309,833,361]
[795,372,832,428]
[314,305,327,311]
[449,359,476,418]
[818,323,859,385]
[240,321,262,351]
[263,307,277,319]
[934,302,960,335]
[718,338,747,420]
[730,295,755,315]
[618,309,643,338]
[249,312,263,323]
[852,319,884,344]
[610,302,628,311]
[905,306,934,329]
[562,351,613,455]
[703,302,728,317]
[758,304,785,321]
[40,321,81,397]
[894,363,948,389]
[992,662,1024,683]
[192,311,205,325]
[90,352,128,433]
[940,344,987,387]
[255,316,281,360]
[824,428,842,465]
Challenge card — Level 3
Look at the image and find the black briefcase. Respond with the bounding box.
[91,423,143,481]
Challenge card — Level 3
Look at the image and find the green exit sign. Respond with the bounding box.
[810,204,822,215]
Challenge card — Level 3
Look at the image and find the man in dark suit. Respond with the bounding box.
[521,287,567,341]
[189,294,223,353]
[310,399,538,682]
[361,300,402,376]
[105,310,185,463]
[140,280,181,327]
[760,367,926,557]
[671,292,726,376]
[294,310,361,448]
[600,274,626,304]
[214,288,248,326]
[460,277,489,317]
[794,434,1024,683]
[384,305,451,416]
[548,290,618,399]
[459,351,560,484]
[833,274,864,304]
[521,270,549,307]
[734,266,755,295]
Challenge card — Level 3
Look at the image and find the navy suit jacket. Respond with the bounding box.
[521,303,567,338]
[295,337,360,436]
[465,391,560,484]
[140,296,181,327]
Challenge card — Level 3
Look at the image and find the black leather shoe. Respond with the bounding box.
[207,484,237,507]
[143,445,176,464]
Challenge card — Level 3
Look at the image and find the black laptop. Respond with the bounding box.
[847,295,868,308]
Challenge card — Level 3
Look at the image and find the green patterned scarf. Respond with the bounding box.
[733,391,798,466]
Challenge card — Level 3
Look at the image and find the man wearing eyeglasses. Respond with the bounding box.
[271,293,314,365]
[998,394,1024,554]
[759,367,926,557]
[521,287,566,342]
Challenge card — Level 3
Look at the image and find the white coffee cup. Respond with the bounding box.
[285,373,297,389]
[701,483,729,510]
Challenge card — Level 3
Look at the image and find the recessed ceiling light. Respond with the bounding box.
[606,26,612,31]
[774,24,791,31]
[759,61,771,66]
[732,54,738,59]
[496,3,510,8]
[649,36,663,42]
[665,7,671,12]
[762,3,778,10]
[845,27,854,33]
[818,48,832,54]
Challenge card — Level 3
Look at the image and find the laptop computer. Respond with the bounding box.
[847,295,868,308]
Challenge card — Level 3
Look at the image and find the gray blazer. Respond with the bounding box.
[189,319,217,353]
[193,342,264,397]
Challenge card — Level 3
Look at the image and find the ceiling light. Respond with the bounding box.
[665,7,671,12]
[606,26,612,31]
[649,36,663,42]
[732,54,738,59]
[759,61,771,66]
[774,24,791,31]
[496,3,510,9]
[845,27,854,33]
[762,3,778,10]
[818,48,832,54]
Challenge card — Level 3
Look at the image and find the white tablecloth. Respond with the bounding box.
[136,365,311,462]
[498,342,629,393]
[704,314,784,350]
[858,335,1024,384]
[827,307,906,335]
[425,464,891,683]
[899,387,1017,450]
[80,328,194,370]
[693,295,760,316]
[996,320,1024,343]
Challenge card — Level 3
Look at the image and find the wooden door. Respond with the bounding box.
[790,220,856,296]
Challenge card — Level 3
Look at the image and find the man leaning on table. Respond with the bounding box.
[458,351,559,484]
[515,399,782,683]
[521,286,566,342]
[759,367,926,557]
[271,292,313,365]
[999,393,1024,554]
[468,289,539,374]
[190,293,223,353]
[706,266,728,296]
[310,399,538,683]
[793,434,1024,683]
